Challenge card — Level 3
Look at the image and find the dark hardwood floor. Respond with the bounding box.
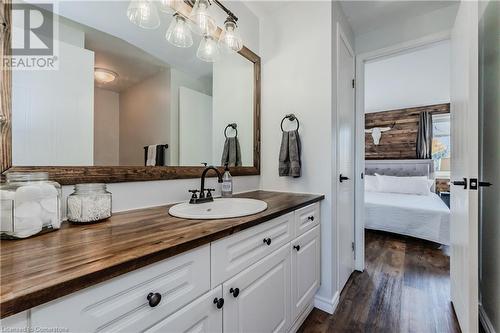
[298,230,461,333]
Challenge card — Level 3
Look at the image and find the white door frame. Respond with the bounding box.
[353,31,451,271]
[336,22,356,290]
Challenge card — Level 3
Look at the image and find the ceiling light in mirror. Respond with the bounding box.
[189,0,217,36]
[196,34,220,62]
[94,68,118,84]
[166,13,193,48]
[219,17,243,53]
[127,0,160,29]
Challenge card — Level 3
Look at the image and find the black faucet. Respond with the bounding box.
[189,166,223,204]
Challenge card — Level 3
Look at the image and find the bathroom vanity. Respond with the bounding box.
[0,191,323,332]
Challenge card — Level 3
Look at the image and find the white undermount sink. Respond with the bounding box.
[169,198,268,220]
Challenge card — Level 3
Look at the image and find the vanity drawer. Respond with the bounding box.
[211,212,294,287]
[31,245,210,333]
[294,203,320,237]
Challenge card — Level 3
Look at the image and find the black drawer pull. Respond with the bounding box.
[307,216,315,221]
[229,287,240,298]
[147,292,162,307]
[263,238,272,246]
[213,297,224,309]
[293,245,301,252]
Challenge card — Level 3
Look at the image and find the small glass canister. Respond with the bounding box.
[67,184,112,223]
[0,172,62,239]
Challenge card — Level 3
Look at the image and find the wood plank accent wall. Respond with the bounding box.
[0,0,11,173]
[365,103,450,160]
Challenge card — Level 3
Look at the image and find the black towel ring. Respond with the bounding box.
[224,123,238,138]
[281,114,299,132]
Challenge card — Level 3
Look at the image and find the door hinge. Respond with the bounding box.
[351,242,355,252]
[352,79,355,88]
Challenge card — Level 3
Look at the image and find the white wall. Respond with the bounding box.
[212,53,254,166]
[259,0,354,313]
[355,4,458,54]
[94,88,120,165]
[365,40,451,113]
[169,69,212,166]
[119,70,171,166]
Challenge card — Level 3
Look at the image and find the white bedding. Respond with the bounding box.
[365,191,450,245]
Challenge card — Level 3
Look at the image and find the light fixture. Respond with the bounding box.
[196,34,220,62]
[94,68,118,84]
[127,0,160,29]
[158,0,177,14]
[189,0,217,36]
[166,13,193,48]
[218,17,243,53]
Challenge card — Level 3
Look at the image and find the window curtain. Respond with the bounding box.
[416,111,433,159]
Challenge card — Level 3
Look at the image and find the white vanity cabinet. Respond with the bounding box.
[28,202,321,333]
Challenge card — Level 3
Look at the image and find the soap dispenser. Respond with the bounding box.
[221,164,233,198]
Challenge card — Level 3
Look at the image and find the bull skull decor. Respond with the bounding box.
[365,123,395,145]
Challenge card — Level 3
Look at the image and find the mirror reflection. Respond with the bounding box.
[12,1,254,167]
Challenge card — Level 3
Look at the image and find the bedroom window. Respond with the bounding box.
[432,113,451,178]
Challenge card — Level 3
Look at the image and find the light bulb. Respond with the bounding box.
[127,0,160,30]
[197,34,220,62]
[219,18,243,53]
[189,0,216,36]
[94,68,118,84]
[166,14,193,48]
[158,0,177,13]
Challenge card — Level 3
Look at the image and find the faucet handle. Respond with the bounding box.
[188,189,199,199]
[205,188,215,197]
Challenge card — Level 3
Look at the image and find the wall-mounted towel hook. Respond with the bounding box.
[281,114,299,132]
[224,123,238,138]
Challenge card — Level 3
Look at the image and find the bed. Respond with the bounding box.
[364,160,450,245]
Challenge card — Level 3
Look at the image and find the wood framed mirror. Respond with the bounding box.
[0,0,260,185]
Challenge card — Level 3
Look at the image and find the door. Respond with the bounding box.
[478,0,499,330]
[337,24,356,290]
[145,287,223,333]
[223,244,291,333]
[450,2,479,332]
[291,226,320,320]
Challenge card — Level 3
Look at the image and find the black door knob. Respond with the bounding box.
[452,178,467,189]
[229,288,240,298]
[147,292,162,307]
[213,297,224,309]
[293,245,301,252]
[263,238,272,246]
[339,174,350,183]
[307,216,315,221]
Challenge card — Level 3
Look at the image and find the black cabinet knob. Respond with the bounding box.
[147,292,162,307]
[229,288,240,298]
[307,216,315,221]
[293,245,301,252]
[263,238,272,246]
[213,297,224,309]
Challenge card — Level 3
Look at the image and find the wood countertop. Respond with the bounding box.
[0,191,324,318]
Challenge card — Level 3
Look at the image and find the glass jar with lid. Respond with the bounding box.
[67,184,112,223]
[0,172,62,239]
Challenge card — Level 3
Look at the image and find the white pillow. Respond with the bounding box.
[375,174,433,196]
[364,175,379,192]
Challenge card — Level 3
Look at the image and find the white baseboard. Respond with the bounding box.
[313,291,339,314]
[479,304,497,333]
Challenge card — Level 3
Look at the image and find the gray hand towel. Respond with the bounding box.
[221,137,242,167]
[279,130,301,177]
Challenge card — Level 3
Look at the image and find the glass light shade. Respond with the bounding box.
[166,14,193,48]
[189,0,216,36]
[94,68,118,84]
[158,0,177,13]
[218,19,243,53]
[127,0,160,29]
[196,35,220,62]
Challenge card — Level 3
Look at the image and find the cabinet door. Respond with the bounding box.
[291,226,320,320]
[145,286,222,333]
[223,244,291,333]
